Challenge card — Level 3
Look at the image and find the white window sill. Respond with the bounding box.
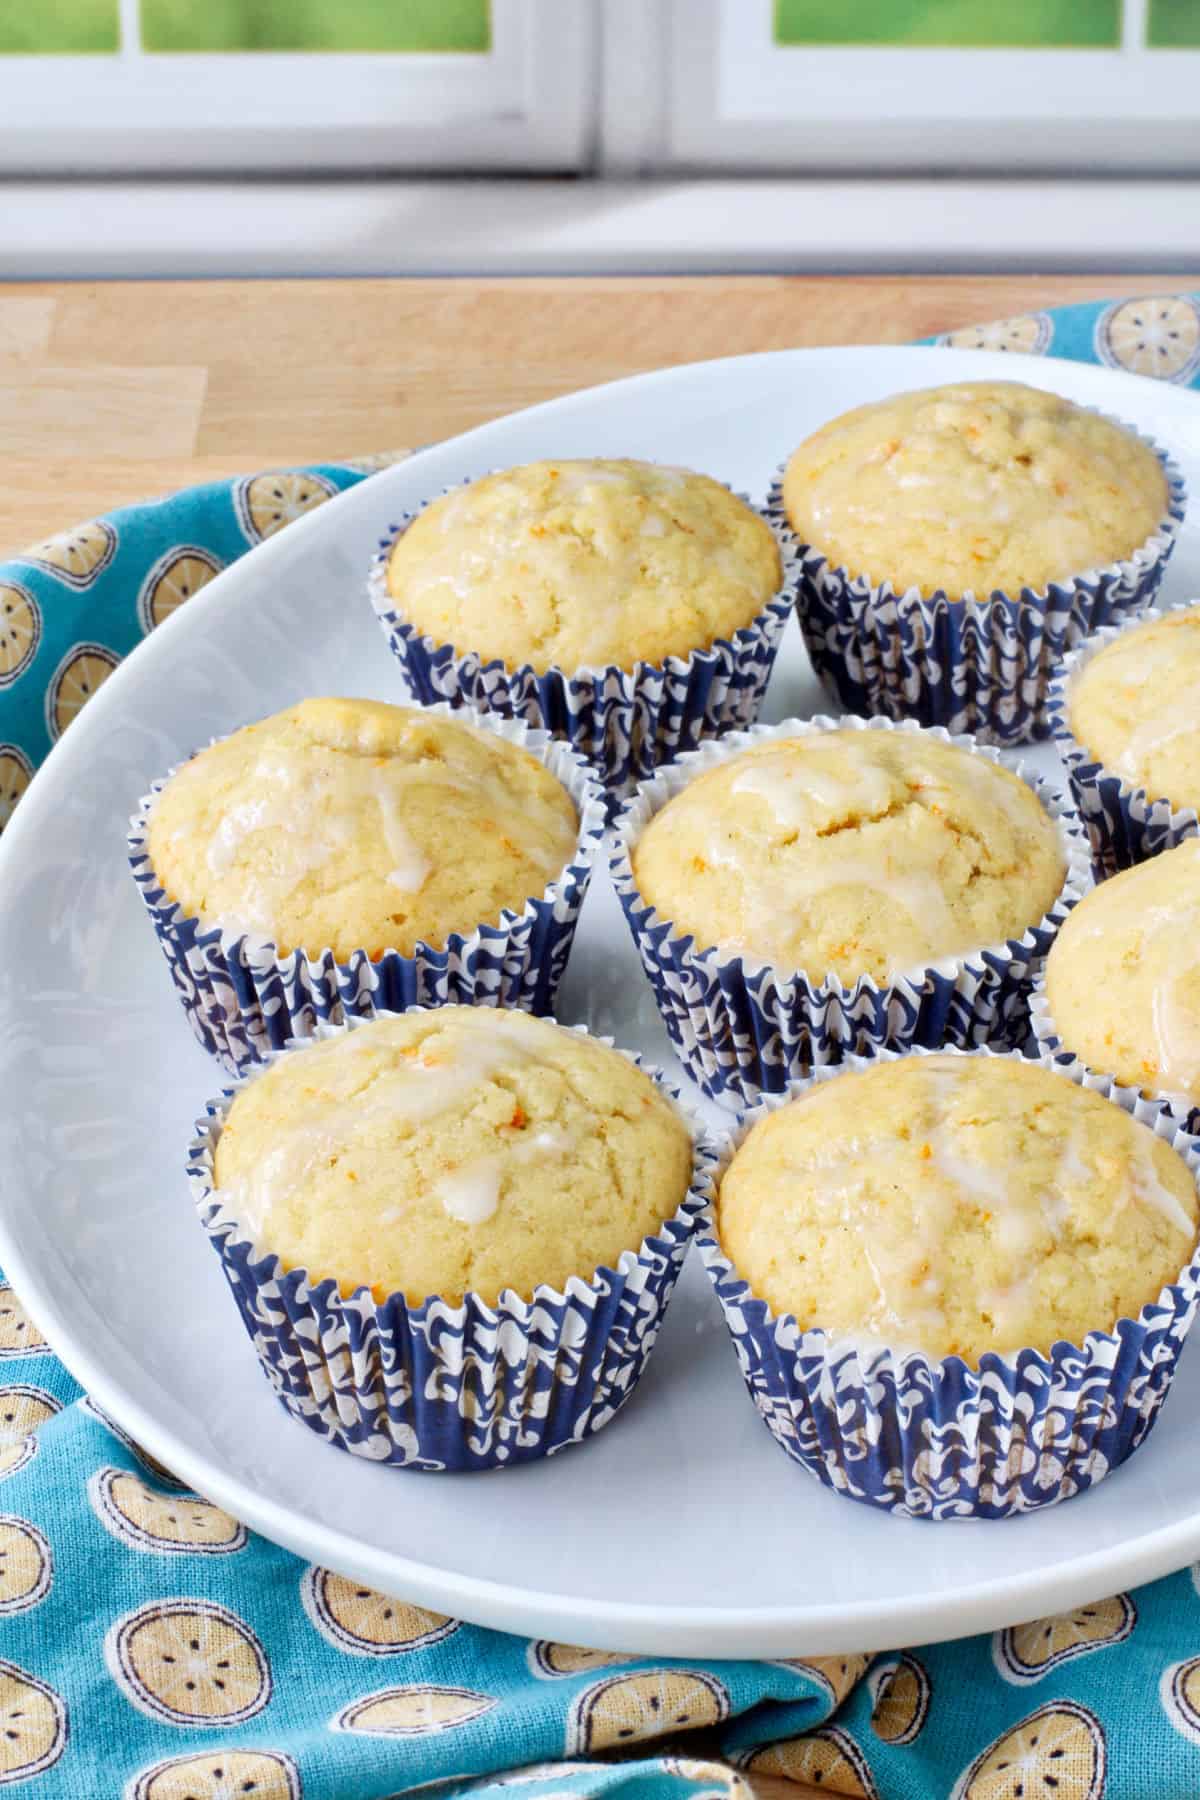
[1,177,1197,278]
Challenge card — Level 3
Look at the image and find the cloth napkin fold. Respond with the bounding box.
[0,294,1198,1799]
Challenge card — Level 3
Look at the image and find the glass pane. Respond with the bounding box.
[0,0,119,52]
[774,0,1120,47]
[141,0,490,53]
[1147,0,1200,44]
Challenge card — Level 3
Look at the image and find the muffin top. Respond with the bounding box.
[718,1053,1197,1361]
[147,698,578,960]
[1068,607,1200,813]
[213,1006,694,1306]
[781,380,1167,600]
[629,728,1065,984]
[384,458,782,675]
[1045,838,1200,1106]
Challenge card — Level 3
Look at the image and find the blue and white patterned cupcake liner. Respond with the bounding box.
[769,424,1185,747]
[366,476,799,792]
[1029,972,1200,1138]
[129,703,607,1077]
[610,714,1092,1111]
[696,1044,1200,1520]
[187,1012,713,1472]
[1047,601,1200,876]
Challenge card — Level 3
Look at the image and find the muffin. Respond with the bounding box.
[629,724,1064,986]
[774,380,1182,746]
[131,698,605,1073]
[369,459,795,787]
[1051,603,1200,872]
[612,717,1088,1107]
[698,1047,1200,1517]
[1036,839,1200,1121]
[192,1007,707,1469]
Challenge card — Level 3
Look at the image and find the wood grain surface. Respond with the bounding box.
[5,270,1196,1798]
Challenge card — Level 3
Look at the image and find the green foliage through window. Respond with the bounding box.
[0,0,119,52]
[774,0,1120,47]
[139,0,490,54]
[1147,0,1200,45]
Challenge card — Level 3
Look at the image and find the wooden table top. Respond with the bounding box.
[5,271,1196,1798]
[2,272,1196,557]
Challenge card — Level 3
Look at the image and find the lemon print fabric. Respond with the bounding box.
[78,1396,188,1490]
[332,1684,496,1737]
[137,545,222,636]
[739,1724,879,1796]
[45,642,119,740]
[0,585,39,689]
[528,1641,637,1679]
[939,314,1052,355]
[0,747,31,833]
[301,1565,458,1656]
[105,1598,271,1726]
[1097,295,1200,383]
[0,1515,51,1616]
[868,1653,931,1745]
[773,1653,872,1708]
[0,1660,67,1786]
[952,1702,1106,1800]
[0,1385,59,1482]
[1161,1654,1200,1744]
[24,519,117,588]
[128,1749,301,1800]
[0,1285,47,1359]
[89,1467,247,1556]
[235,471,337,543]
[994,1594,1137,1684]
[567,1669,730,1755]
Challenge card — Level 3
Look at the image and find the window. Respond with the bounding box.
[0,0,592,173]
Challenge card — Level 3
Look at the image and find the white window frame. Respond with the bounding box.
[612,0,1200,175]
[0,0,595,174]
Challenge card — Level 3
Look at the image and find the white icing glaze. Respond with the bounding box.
[434,1123,576,1229]
[1114,686,1200,779]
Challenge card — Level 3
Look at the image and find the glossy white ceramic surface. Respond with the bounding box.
[2,347,1199,1655]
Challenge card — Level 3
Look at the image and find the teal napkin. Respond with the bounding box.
[0,294,1198,1798]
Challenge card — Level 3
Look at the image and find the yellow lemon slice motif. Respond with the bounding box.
[0,1386,60,1484]
[939,314,1052,356]
[0,748,32,834]
[24,519,117,589]
[137,546,222,636]
[128,1748,301,1800]
[105,1598,271,1725]
[775,1653,873,1708]
[952,1701,1106,1800]
[869,1654,931,1745]
[0,1660,67,1785]
[89,1468,246,1557]
[301,1566,458,1656]
[741,1724,878,1796]
[528,1640,636,1679]
[0,1516,51,1616]
[235,471,336,543]
[995,1593,1136,1684]
[0,1287,47,1359]
[567,1668,730,1756]
[0,586,39,689]
[1097,295,1200,382]
[1161,1654,1200,1744]
[78,1396,188,1490]
[333,1684,496,1737]
[46,643,119,741]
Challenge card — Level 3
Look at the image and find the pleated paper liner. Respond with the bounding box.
[366,476,800,792]
[188,1013,714,1472]
[129,703,607,1077]
[1030,973,1200,1139]
[696,1045,1200,1520]
[1048,600,1200,877]
[610,713,1092,1112]
[768,422,1185,748]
